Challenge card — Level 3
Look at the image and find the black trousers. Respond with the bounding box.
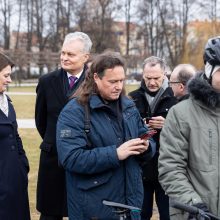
[39,214,63,220]
[141,180,170,220]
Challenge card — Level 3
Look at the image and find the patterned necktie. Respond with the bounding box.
[0,94,8,116]
[69,76,78,89]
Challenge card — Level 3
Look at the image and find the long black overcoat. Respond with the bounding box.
[35,67,86,216]
[0,96,30,220]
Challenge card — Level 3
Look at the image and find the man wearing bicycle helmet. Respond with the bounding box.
[158,36,220,219]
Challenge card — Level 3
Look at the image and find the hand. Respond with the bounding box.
[117,138,149,160]
[148,116,165,129]
[188,203,209,220]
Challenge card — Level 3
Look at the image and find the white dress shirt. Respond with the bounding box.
[0,93,9,116]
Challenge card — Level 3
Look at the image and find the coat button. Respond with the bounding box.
[9,134,13,138]
[11,145,15,150]
[94,181,98,185]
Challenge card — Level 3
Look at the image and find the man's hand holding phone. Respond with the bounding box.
[146,116,165,129]
[117,138,149,160]
[139,129,157,140]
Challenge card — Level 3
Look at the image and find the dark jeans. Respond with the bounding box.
[39,214,63,220]
[141,180,170,220]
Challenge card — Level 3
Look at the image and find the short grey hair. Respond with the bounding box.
[63,32,92,53]
[143,56,167,72]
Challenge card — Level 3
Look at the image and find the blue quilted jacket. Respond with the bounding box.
[56,95,155,220]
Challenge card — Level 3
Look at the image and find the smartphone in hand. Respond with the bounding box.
[144,117,152,124]
[139,130,157,140]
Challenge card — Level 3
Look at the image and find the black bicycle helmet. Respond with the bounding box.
[203,36,220,65]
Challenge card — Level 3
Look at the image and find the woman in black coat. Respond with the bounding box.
[0,53,30,220]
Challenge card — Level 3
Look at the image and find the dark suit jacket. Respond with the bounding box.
[0,96,30,220]
[35,67,86,216]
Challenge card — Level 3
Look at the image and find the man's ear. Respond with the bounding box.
[93,72,99,82]
[163,73,166,80]
[83,53,90,63]
[180,83,185,91]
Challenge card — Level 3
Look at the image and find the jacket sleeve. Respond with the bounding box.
[158,107,203,205]
[35,77,47,139]
[56,101,120,174]
[15,120,30,172]
[136,117,156,163]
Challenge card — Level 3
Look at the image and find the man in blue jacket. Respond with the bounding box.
[56,51,156,220]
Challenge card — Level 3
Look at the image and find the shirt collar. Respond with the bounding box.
[67,69,83,80]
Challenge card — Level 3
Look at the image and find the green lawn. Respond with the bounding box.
[11,95,36,118]
[8,84,138,94]
[8,86,36,93]
[125,83,139,94]
[19,128,41,220]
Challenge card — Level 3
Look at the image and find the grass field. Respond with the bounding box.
[11,95,35,118]
[19,129,41,220]
[8,83,139,94]
[12,83,159,220]
[8,86,36,93]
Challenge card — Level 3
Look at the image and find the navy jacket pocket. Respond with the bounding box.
[76,171,113,190]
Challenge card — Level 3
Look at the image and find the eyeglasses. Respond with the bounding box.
[168,81,183,86]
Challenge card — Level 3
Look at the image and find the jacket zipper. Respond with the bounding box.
[209,129,212,165]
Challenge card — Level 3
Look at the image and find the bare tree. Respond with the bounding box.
[32,0,52,75]
[124,0,131,56]
[14,0,23,49]
[75,0,118,53]
[138,0,163,57]
[137,0,196,67]
[26,0,34,51]
[0,0,13,49]
[205,0,218,34]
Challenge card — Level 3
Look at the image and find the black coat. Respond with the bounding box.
[35,67,86,216]
[129,81,177,182]
[0,96,30,220]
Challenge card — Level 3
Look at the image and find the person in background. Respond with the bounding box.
[35,32,92,220]
[158,36,220,219]
[129,56,177,220]
[169,64,197,101]
[56,51,156,220]
[0,52,30,220]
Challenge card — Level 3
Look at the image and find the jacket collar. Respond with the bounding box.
[51,68,68,105]
[51,66,87,105]
[0,98,16,123]
[89,95,135,111]
[188,74,220,109]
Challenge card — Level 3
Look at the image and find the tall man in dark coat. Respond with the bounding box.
[35,32,92,220]
[129,56,177,220]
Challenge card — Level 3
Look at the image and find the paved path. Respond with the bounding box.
[17,119,36,128]
[5,91,36,128]
[6,92,36,95]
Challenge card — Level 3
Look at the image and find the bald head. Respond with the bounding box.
[170,64,197,98]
